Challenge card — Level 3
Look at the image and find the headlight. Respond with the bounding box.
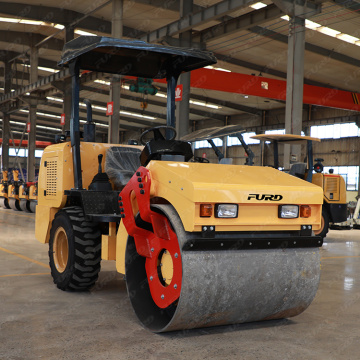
[215,204,238,218]
[278,205,299,218]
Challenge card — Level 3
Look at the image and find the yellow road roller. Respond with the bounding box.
[19,181,37,213]
[36,36,324,332]
[252,134,347,238]
[7,169,23,211]
[0,170,10,209]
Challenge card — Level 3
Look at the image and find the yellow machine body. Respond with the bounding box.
[8,184,19,200]
[36,141,323,275]
[0,183,8,199]
[19,185,28,200]
[35,142,142,243]
[28,185,38,201]
[312,173,347,204]
[0,170,8,199]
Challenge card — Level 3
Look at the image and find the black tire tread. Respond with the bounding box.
[49,206,101,291]
[316,208,330,239]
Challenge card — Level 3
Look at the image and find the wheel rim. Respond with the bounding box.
[53,227,69,273]
[314,215,324,235]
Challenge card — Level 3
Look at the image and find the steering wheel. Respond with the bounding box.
[193,156,210,163]
[140,126,177,145]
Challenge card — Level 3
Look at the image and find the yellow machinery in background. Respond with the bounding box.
[7,169,23,211]
[35,36,324,332]
[19,181,37,213]
[252,134,348,238]
[0,170,10,209]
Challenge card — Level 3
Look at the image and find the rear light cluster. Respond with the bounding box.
[200,204,311,219]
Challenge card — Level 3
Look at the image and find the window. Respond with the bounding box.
[265,129,285,135]
[323,166,359,191]
[194,138,223,149]
[227,132,259,146]
[0,148,43,158]
[311,122,360,139]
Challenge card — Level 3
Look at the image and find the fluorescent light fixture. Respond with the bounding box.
[95,79,111,86]
[189,100,221,109]
[19,19,43,25]
[21,64,58,73]
[305,19,321,30]
[121,111,155,120]
[336,33,359,44]
[281,15,360,46]
[95,80,130,89]
[155,92,220,109]
[47,96,63,103]
[0,17,18,23]
[53,24,65,30]
[75,29,96,36]
[37,112,59,119]
[36,125,60,131]
[317,26,340,37]
[205,65,231,72]
[92,105,107,111]
[38,66,58,73]
[79,120,108,128]
[250,2,267,9]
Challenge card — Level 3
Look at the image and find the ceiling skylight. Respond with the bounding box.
[250,2,267,10]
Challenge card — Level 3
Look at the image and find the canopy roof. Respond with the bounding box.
[181,124,246,142]
[58,36,217,79]
[251,134,321,144]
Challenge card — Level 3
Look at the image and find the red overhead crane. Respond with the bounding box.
[0,139,52,148]
[153,68,360,112]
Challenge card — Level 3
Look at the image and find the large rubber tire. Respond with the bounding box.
[49,206,101,291]
[9,198,22,211]
[314,208,329,239]
[0,197,10,209]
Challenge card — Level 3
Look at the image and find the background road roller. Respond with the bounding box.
[19,181,37,213]
[0,169,10,209]
[35,36,324,332]
[252,134,347,238]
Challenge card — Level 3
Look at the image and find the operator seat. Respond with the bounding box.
[289,162,306,179]
[140,139,193,166]
[105,147,142,190]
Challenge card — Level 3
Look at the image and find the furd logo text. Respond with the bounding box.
[247,194,283,201]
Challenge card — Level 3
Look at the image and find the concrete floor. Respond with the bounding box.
[0,208,359,360]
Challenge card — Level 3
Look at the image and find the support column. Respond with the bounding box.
[175,0,193,139]
[1,61,11,172]
[284,16,305,169]
[109,0,123,144]
[63,26,74,132]
[27,44,38,182]
[27,104,37,181]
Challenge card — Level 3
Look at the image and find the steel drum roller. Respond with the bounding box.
[126,205,320,332]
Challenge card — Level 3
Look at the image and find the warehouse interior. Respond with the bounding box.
[1,0,360,359]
